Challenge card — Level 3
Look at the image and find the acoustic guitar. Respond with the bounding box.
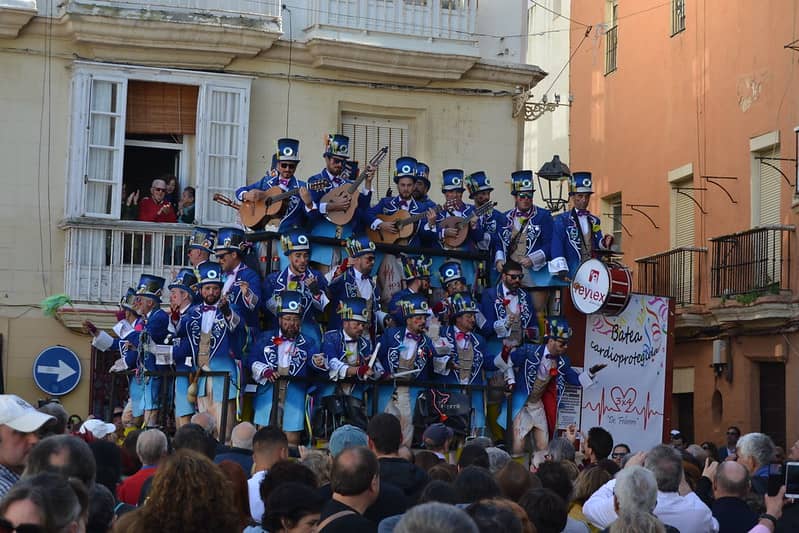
[320,146,388,226]
[213,179,329,230]
[367,202,454,245]
[440,201,498,248]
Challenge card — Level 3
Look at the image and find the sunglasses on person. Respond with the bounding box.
[505,273,524,280]
[727,431,739,436]
[517,193,533,199]
[152,187,166,192]
[279,162,297,169]
[611,452,626,459]
[329,157,346,165]
[0,518,45,533]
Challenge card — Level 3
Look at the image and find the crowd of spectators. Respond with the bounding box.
[0,394,796,533]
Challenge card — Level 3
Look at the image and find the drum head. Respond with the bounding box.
[570,258,610,314]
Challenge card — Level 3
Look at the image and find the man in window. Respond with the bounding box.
[137,178,177,223]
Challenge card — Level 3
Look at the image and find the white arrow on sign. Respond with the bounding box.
[36,360,77,383]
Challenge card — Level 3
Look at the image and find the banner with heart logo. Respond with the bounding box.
[580,294,670,452]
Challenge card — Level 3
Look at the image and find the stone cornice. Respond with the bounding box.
[0,4,36,38]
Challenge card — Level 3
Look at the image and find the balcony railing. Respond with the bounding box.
[605,25,618,74]
[62,219,193,304]
[40,0,281,21]
[307,0,476,41]
[636,246,707,306]
[710,225,795,298]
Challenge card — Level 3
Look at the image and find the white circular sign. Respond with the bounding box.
[298,235,308,244]
[570,258,610,314]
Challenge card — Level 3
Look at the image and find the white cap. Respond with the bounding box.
[0,394,55,433]
[79,419,117,439]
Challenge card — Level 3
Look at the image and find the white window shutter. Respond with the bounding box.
[341,114,408,201]
[758,156,781,226]
[83,76,127,218]
[196,83,250,225]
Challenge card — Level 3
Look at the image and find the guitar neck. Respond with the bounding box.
[346,171,369,195]
[271,188,300,202]
[397,204,445,228]
[346,147,388,194]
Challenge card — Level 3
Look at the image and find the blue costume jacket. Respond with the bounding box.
[235,174,311,232]
[427,203,479,288]
[326,267,385,335]
[248,330,320,429]
[376,326,435,413]
[549,209,607,278]
[478,282,534,343]
[306,169,373,266]
[223,263,262,333]
[320,329,384,400]
[497,206,554,279]
[261,267,329,345]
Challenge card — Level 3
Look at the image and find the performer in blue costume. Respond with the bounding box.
[249,291,319,444]
[168,262,247,443]
[377,293,435,447]
[478,260,536,354]
[214,227,262,335]
[165,268,199,426]
[494,317,605,454]
[549,171,614,280]
[306,133,374,270]
[432,260,470,327]
[131,274,170,428]
[465,171,507,287]
[326,235,388,340]
[387,255,432,327]
[317,297,385,403]
[262,230,329,347]
[425,168,479,289]
[432,292,503,434]
[185,227,216,304]
[85,288,144,421]
[495,170,555,288]
[412,161,431,203]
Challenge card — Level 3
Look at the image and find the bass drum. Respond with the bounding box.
[570,258,632,316]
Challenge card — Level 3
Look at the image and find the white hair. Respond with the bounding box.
[614,465,658,514]
[395,503,478,533]
[737,433,775,469]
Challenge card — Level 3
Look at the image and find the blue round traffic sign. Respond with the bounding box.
[33,346,82,396]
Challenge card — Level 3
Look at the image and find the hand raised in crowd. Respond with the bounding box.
[564,423,578,443]
[157,203,172,216]
[126,190,139,206]
[702,457,719,480]
[624,451,647,468]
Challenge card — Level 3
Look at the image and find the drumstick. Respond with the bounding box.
[368,342,381,369]
[392,368,422,379]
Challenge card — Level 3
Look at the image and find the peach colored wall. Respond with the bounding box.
[570,0,799,448]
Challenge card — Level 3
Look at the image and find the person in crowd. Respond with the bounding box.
[248,425,289,524]
[548,436,578,463]
[519,487,569,533]
[115,429,167,505]
[709,460,759,533]
[387,255,432,327]
[412,162,431,203]
[581,426,615,468]
[177,185,195,224]
[262,231,329,346]
[0,395,54,498]
[670,429,688,451]
[261,482,324,533]
[687,444,710,466]
[88,438,121,496]
[215,421,256,474]
[366,414,428,503]
[37,402,69,437]
[466,499,524,533]
[736,432,776,495]
[457,444,490,471]
[611,444,631,467]
[427,463,457,482]
[78,419,117,442]
[702,441,721,462]
[137,178,177,222]
[217,459,253,531]
[569,466,611,532]
[120,429,143,477]
[583,444,718,532]
[164,175,179,210]
[486,446,512,475]
[122,183,140,220]
[606,465,669,533]
[0,472,87,533]
[87,484,115,533]
[24,434,96,491]
[258,461,318,525]
[394,502,478,533]
[453,465,501,504]
[535,461,590,533]
[172,423,216,459]
[495,460,540,502]
[421,423,453,462]
[114,450,240,533]
[317,447,381,533]
[719,426,742,461]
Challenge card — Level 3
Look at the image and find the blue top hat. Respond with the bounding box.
[275,138,301,162]
[215,227,246,254]
[439,261,466,286]
[415,255,433,278]
[441,169,465,192]
[276,290,303,316]
[401,255,420,280]
[135,274,165,302]
[398,293,431,319]
[569,171,593,195]
[465,171,493,199]
[547,317,572,341]
[345,235,376,258]
[169,268,198,294]
[394,156,418,183]
[197,262,223,286]
[281,230,311,256]
[416,162,431,189]
[511,170,535,196]
[450,292,478,318]
[188,227,217,254]
[337,297,369,323]
[324,134,350,159]
[119,287,139,314]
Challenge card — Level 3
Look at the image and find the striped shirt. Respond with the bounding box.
[0,464,20,499]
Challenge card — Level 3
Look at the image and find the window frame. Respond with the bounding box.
[670,0,686,37]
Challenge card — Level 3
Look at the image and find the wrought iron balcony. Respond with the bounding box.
[62,219,193,304]
[710,225,795,299]
[636,246,707,306]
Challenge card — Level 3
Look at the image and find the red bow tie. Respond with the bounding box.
[405,332,421,342]
[455,332,468,342]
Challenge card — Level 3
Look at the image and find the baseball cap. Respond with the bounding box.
[79,419,117,439]
[670,429,684,440]
[328,424,368,458]
[422,423,454,448]
[0,394,55,433]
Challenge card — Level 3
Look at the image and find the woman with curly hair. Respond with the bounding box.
[113,450,240,533]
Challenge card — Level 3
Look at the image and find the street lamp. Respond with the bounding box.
[536,155,571,213]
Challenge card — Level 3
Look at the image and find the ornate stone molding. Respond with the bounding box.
[0,3,36,38]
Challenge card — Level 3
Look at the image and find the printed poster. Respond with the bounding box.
[556,367,583,431]
[580,294,669,453]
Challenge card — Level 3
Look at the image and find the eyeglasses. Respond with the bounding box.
[216,252,231,259]
[279,163,297,169]
[152,187,166,192]
[0,518,45,533]
[611,452,626,458]
[506,274,524,280]
[517,193,533,199]
[329,157,346,165]
[726,431,739,436]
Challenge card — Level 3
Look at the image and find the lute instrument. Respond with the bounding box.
[320,146,388,226]
[440,201,498,248]
[366,201,455,245]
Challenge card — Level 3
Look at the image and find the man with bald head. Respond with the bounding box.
[215,422,256,474]
[712,460,757,532]
[318,446,380,532]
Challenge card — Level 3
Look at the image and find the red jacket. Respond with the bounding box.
[116,465,157,505]
[137,197,177,223]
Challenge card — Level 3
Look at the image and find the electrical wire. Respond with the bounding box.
[528,0,590,28]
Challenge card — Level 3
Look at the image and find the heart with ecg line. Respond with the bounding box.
[610,386,637,413]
